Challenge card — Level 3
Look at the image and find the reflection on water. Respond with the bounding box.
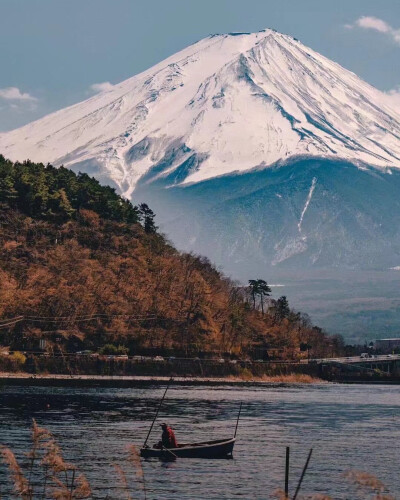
[0,383,399,499]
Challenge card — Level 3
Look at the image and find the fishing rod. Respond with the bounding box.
[234,402,243,438]
[143,377,173,448]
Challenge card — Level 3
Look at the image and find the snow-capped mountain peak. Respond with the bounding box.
[1,29,400,197]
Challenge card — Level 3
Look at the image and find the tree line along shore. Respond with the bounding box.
[1,156,348,369]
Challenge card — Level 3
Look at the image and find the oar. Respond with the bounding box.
[143,377,173,448]
[234,402,242,438]
[161,446,178,459]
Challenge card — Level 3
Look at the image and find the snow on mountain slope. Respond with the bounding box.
[1,29,400,198]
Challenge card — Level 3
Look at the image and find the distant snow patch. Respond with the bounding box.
[298,177,317,232]
[272,236,308,265]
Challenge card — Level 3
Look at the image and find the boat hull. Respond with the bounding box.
[140,437,235,459]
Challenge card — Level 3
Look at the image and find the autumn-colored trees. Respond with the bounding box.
[0,158,343,360]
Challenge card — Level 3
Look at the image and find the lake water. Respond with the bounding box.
[0,383,399,499]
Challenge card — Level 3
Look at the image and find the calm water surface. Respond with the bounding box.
[0,383,399,499]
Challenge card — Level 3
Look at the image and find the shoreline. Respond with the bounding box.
[1,373,399,387]
[0,372,324,387]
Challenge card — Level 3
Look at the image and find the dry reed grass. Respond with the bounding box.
[128,445,147,499]
[113,464,132,500]
[345,470,395,500]
[345,470,385,491]
[272,488,287,499]
[228,373,323,384]
[1,446,30,499]
[1,419,91,499]
[111,445,147,500]
[1,420,150,499]
[273,486,334,499]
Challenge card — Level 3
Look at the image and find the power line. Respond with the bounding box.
[0,313,185,329]
[0,318,24,329]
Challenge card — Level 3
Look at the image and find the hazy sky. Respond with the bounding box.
[1,0,400,131]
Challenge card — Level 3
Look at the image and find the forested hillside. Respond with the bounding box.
[0,156,344,359]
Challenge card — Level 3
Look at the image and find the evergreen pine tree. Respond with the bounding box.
[138,203,157,233]
[248,279,271,314]
[275,295,290,322]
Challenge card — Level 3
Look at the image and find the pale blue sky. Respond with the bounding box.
[1,0,400,131]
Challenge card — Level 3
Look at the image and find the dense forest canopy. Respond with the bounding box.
[0,155,140,223]
[0,157,345,359]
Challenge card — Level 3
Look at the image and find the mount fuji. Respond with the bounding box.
[2,29,400,340]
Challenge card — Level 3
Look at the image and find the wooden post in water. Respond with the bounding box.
[285,446,290,499]
[293,448,313,500]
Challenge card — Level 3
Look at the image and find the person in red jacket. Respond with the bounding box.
[160,422,178,448]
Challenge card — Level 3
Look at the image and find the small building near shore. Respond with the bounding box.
[375,338,400,353]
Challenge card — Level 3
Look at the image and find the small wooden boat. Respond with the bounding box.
[140,437,235,459]
[140,380,242,460]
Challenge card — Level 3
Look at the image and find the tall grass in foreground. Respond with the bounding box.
[0,421,395,499]
[272,470,396,500]
[1,420,91,499]
[343,471,395,500]
[0,420,146,499]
